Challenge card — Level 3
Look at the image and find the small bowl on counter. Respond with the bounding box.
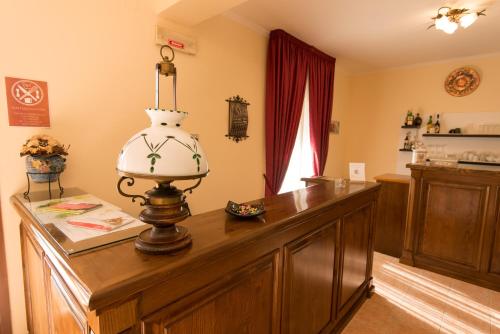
[225,201,265,218]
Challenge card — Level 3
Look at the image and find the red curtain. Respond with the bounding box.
[264,29,335,196]
[264,30,308,196]
[309,53,336,175]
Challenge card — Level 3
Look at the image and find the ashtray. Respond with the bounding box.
[225,201,265,218]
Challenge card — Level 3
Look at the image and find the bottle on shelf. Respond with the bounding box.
[434,114,441,134]
[426,115,434,134]
[414,113,422,127]
[406,110,414,126]
[404,132,411,150]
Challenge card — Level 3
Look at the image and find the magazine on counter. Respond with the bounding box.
[66,210,135,232]
[29,194,144,242]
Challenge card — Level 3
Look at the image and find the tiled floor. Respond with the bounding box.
[343,252,500,334]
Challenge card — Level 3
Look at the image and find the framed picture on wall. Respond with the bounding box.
[349,162,366,182]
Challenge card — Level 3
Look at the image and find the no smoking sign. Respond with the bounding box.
[5,77,50,127]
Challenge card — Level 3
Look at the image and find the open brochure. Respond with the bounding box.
[29,194,144,243]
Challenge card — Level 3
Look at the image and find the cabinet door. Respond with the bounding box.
[374,181,408,257]
[45,260,88,334]
[142,252,279,334]
[487,188,500,276]
[281,221,337,334]
[338,204,372,317]
[21,226,49,334]
[417,181,488,270]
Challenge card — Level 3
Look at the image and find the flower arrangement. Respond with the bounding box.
[20,134,69,183]
[20,134,69,157]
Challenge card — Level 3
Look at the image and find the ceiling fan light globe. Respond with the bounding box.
[435,16,450,30]
[443,21,458,34]
[437,7,450,16]
[460,12,478,28]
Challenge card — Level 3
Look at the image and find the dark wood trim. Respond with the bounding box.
[0,201,12,334]
[458,160,500,167]
[401,125,421,129]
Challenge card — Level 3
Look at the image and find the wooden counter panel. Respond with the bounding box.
[418,181,487,269]
[144,252,279,334]
[139,207,341,317]
[22,226,49,334]
[12,182,378,311]
[282,221,337,334]
[489,232,500,276]
[47,267,87,334]
[373,173,410,184]
[374,178,408,257]
[13,182,380,333]
[339,204,372,311]
[488,188,500,276]
[403,164,500,291]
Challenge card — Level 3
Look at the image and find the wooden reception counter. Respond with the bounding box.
[12,181,380,334]
[402,163,500,291]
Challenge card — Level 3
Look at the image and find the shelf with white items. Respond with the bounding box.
[422,133,500,138]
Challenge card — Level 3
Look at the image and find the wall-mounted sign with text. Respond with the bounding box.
[155,25,197,55]
[5,77,50,127]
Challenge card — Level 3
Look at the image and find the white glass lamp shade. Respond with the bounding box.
[443,21,458,34]
[117,108,208,180]
[460,12,478,28]
[435,15,450,31]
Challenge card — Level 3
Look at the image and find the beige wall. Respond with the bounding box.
[3,4,497,333]
[0,1,267,332]
[323,62,352,178]
[333,53,500,180]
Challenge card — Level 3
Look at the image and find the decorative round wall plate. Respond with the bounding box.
[445,67,480,97]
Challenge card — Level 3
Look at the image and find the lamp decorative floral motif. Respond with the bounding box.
[117,45,208,254]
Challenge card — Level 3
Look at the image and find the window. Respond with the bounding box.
[279,78,314,194]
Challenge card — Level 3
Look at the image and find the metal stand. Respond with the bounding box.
[24,172,64,200]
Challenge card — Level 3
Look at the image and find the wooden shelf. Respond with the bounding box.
[422,133,500,138]
[399,149,412,152]
[401,125,421,129]
[458,160,500,167]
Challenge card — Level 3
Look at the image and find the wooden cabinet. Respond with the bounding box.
[418,181,486,269]
[337,204,374,323]
[144,252,279,334]
[13,182,379,334]
[490,190,500,275]
[21,227,88,334]
[46,261,87,334]
[373,174,410,258]
[401,164,500,291]
[282,222,337,334]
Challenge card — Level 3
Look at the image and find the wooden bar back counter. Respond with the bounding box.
[12,181,380,334]
[402,163,500,291]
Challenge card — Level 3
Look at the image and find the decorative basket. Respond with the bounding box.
[25,155,66,183]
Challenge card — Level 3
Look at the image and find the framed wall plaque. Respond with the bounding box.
[444,67,480,97]
[225,95,249,142]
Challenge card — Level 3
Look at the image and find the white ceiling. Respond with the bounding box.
[229,0,500,72]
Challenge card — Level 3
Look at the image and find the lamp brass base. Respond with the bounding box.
[135,225,191,254]
[117,176,205,255]
[135,181,192,254]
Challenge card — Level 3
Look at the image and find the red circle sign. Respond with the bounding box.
[10,79,44,106]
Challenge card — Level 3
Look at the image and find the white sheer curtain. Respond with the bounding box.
[279,78,314,194]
